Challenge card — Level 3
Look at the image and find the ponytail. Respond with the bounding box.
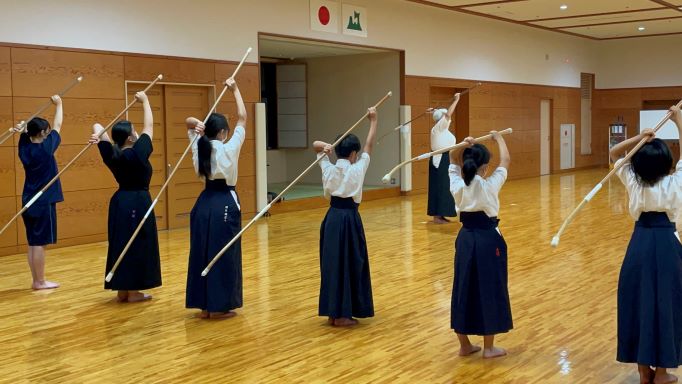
[197,113,229,178]
[197,135,212,178]
[461,143,491,186]
[462,157,478,186]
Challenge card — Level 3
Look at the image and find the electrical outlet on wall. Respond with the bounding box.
[391,178,396,185]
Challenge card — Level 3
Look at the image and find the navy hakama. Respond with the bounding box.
[186,180,243,312]
[319,196,374,319]
[451,211,513,335]
[428,154,456,218]
[617,211,682,368]
[104,189,162,290]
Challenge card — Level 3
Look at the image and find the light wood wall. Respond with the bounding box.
[593,86,682,161]
[0,45,259,257]
[404,75,608,193]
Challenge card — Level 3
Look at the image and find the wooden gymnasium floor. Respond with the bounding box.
[0,168,675,384]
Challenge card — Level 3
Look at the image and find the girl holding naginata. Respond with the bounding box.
[17,95,64,290]
[185,78,246,320]
[608,106,682,384]
[89,91,161,303]
[312,107,378,327]
[448,130,512,359]
[428,93,460,224]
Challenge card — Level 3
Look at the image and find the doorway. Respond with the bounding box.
[258,33,402,206]
[540,99,551,175]
[125,82,214,230]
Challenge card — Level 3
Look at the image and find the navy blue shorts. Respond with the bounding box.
[22,203,57,246]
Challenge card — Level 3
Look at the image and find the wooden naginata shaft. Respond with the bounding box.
[0,74,163,238]
[381,127,513,184]
[376,82,482,145]
[376,110,430,144]
[550,98,682,248]
[0,76,84,146]
[200,91,394,277]
[105,47,253,283]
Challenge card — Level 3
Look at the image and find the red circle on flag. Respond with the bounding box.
[318,6,331,26]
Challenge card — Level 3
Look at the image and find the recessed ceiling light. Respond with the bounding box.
[559,4,568,10]
[638,26,646,31]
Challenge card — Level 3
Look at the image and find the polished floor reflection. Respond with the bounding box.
[0,168,673,383]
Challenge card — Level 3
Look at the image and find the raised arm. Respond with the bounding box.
[492,130,510,169]
[89,123,111,145]
[363,107,378,155]
[670,105,682,151]
[450,136,474,166]
[609,128,654,163]
[185,117,205,135]
[136,91,153,139]
[227,78,247,128]
[51,95,63,133]
[446,93,461,119]
[313,140,332,154]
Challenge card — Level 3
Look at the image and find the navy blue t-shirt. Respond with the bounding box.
[18,130,64,207]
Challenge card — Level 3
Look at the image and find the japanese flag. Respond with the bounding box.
[310,0,339,33]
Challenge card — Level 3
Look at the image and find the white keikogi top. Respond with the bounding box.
[188,125,245,183]
[318,152,371,204]
[448,164,507,218]
[431,116,456,167]
[615,158,682,223]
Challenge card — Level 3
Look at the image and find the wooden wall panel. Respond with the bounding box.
[124,56,215,85]
[11,48,124,99]
[214,63,260,103]
[0,47,11,97]
[0,97,13,147]
[0,147,15,197]
[0,43,260,256]
[236,175,256,215]
[405,75,600,192]
[592,86,682,165]
[0,196,17,248]
[12,97,125,145]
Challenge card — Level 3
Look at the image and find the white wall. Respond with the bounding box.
[594,35,682,89]
[266,149,288,184]
[2,1,678,90]
[0,0,597,88]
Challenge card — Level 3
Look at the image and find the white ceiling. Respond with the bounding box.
[259,35,387,59]
[408,0,682,39]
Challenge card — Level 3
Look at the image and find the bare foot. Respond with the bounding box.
[654,373,678,384]
[116,291,128,303]
[433,216,449,224]
[333,318,358,327]
[639,366,655,384]
[32,280,59,290]
[327,317,334,325]
[196,310,209,319]
[459,345,482,356]
[127,292,152,303]
[482,347,507,359]
[209,311,236,319]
